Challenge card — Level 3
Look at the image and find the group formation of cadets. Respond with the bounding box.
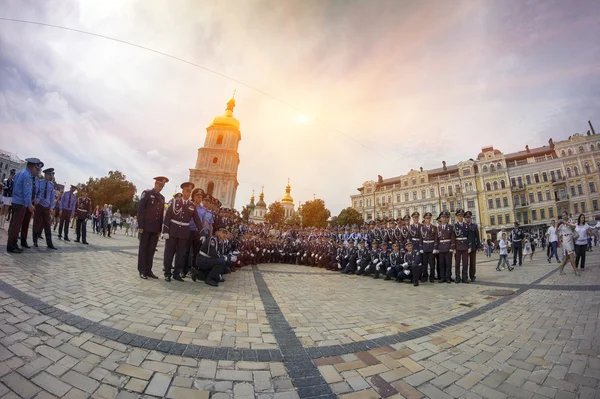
[5,158,93,253]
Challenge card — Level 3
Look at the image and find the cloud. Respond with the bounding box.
[0,0,599,214]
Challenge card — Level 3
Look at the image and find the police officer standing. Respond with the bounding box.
[75,187,92,244]
[162,182,202,282]
[465,211,481,282]
[436,211,455,283]
[454,209,469,283]
[33,168,58,250]
[420,212,438,283]
[58,185,77,241]
[511,222,525,266]
[137,176,168,279]
[7,158,43,253]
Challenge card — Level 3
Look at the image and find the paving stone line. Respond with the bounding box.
[252,266,336,399]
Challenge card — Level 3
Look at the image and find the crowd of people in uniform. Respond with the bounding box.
[135,175,484,288]
[4,158,93,253]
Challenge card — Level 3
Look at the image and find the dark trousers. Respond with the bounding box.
[58,210,72,239]
[163,237,188,277]
[422,252,435,280]
[468,251,477,280]
[7,204,26,250]
[138,231,159,275]
[33,205,53,247]
[411,263,421,284]
[548,241,559,261]
[455,250,468,280]
[185,231,202,276]
[439,251,452,281]
[574,244,587,269]
[196,256,225,283]
[512,244,523,265]
[20,207,33,245]
[76,218,87,242]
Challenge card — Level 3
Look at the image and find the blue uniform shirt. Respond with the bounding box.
[11,169,34,207]
[203,210,214,235]
[189,204,206,232]
[36,180,55,208]
[60,191,77,213]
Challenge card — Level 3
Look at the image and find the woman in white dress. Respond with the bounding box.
[557,211,579,276]
[522,233,532,262]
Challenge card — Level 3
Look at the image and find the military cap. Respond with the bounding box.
[191,188,205,198]
[443,211,451,218]
[215,199,222,207]
[411,211,420,217]
[405,241,413,248]
[402,215,410,221]
[217,226,228,233]
[43,168,55,175]
[9,168,16,174]
[69,185,77,190]
[80,186,88,193]
[371,240,379,245]
[514,221,520,227]
[392,242,399,247]
[381,241,388,247]
[180,182,195,190]
[423,212,432,219]
[173,193,182,198]
[359,239,365,244]
[348,239,355,244]
[455,209,465,216]
[154,176,169,183]
[464,211,473,217]
[26,158,44,169]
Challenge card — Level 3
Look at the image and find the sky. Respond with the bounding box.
[1,0,599,214]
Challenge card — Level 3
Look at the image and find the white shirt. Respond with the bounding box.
[547,226,558,242]
[499,239,508,255]
[575,224,590,246]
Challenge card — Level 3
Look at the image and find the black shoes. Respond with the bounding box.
[139,273,148,279]
[21,242,31,249]
[7,247,23,253]
[462,278,470,284]
[384,276,391,281]
[82,242,89,245]
[173,276,184,282]
[147,273,158,279]
[48,245,58,250]
[414,281,419,286]
[74,240,80,243]
[33,242,39,248]
[165,276,171,282]
[205,280,218,287]
[64,238,70,242]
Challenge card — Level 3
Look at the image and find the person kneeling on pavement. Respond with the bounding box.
[193,227,228,287]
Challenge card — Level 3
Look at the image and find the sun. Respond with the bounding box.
[295,114,311,124]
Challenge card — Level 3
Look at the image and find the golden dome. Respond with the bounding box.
[282,178,294,204]
[256,188,267,208]
[209,96,240,129]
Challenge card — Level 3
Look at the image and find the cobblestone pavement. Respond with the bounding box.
[0,227,599,398]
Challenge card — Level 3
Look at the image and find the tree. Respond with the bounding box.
[79,170,136,214]
[241,206,250,222]
[298,199,331,228]
[265,201,285,225]
[334,207,363,227]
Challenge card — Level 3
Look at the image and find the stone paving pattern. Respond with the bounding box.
[0,227,599,398]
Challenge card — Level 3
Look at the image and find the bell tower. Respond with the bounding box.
[189,94,241,208]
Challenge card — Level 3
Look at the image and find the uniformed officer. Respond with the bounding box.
[162,182,202,282]
[510,222,525,266]
[343,239,358,274]
[386,242,402,281]
[7,158,43,253]
[58,185,77,241]
[137,176,168,279]
[75,187,93,244]
[403,241,422,286]
[454,209,469,283]
[409,212,422,252]
[184,188,206,278]
[465,210,481,282]
[193,226,228,287]
[420,212,438,283]
[374,241,389,279]
[33,168,58,249]
[355,239,370,275]
[437,211,455,283]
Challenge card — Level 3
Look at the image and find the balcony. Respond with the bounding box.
[551,177,567,186]
[514,201,529,209]
[511,184,527,192]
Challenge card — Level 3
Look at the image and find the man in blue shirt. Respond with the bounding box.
[33,168,58,250]
[183,188,206,278]
[6,158,43,253]
[58,185,77,241]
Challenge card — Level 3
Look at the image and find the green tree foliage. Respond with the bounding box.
[241,206,250,222]
[285,212,302,226]
[265,201,285,225]
[80,171,136,214]
[334,207,364,227]
[298,199,331,228]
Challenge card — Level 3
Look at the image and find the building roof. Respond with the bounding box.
[0,149,25,164]
[504,145,554,161]
[209,97,240,130]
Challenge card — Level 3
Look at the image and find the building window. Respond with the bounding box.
[549,208,554,218]
[497,162,502,169]
[388,195,392,204]
[517,176,523,186]
[505,214,511,224]
[467,199,475,209]
[574,166,579,176]
[412,178,416,185]
[585,163,591,174]
[521,194,526,205]
[526,175,532,185]
[566,168,572,178]
[511,178,516,187]
[532,210,537,221]
[546,190,551,201]
[421,190,426,199]
[577,184,583,195]
[503,197,509,207]
[557,170,562,179]
[404,193,409,201]
[376,211,380,218]
[490,216,495,226]
[579,146,584,153]
[561,150,566,156]
[542,172,548,182]
[593,200,598,211]
[440,187,446,196]
[430,188,435,197]
[540,209,546,219]
[486,183,491,191]
[570,186,576,196]
[423,205,428,213]
[404,180,408,186]
[431,204,437,214]
[367,213,372,220]
[442,202,447,211]
[216,134,224,145]
[500,180,506,189]
[396,194,401,202]
[420,177,425,183]
[354,201,357,208]
[359,200,363,207]
[493,181,499,190]
[495,198,501,208]
[207,181,215,195]
[529,193,535,203]
[490,164,496,172]
[550,171,556,181]
[376,197,380,206]
[589,182,596,193]
[413,191,417,200]
[592,144,596,151]
[488,199,494,209]
[568,149,573,156]
[498,214,503,225]
[514,196,520,206]
[574,203,579,213]
[534,174,540,183]
[366,188,372,193]
[537,191,543,202]
[462,168,471,176]
[212,157,218,164]
[581,202,586,212]
[450,201,455,211]
[483,165,488,172]
[448,186,453,196]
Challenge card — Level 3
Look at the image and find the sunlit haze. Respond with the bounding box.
[1,0,599,214]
